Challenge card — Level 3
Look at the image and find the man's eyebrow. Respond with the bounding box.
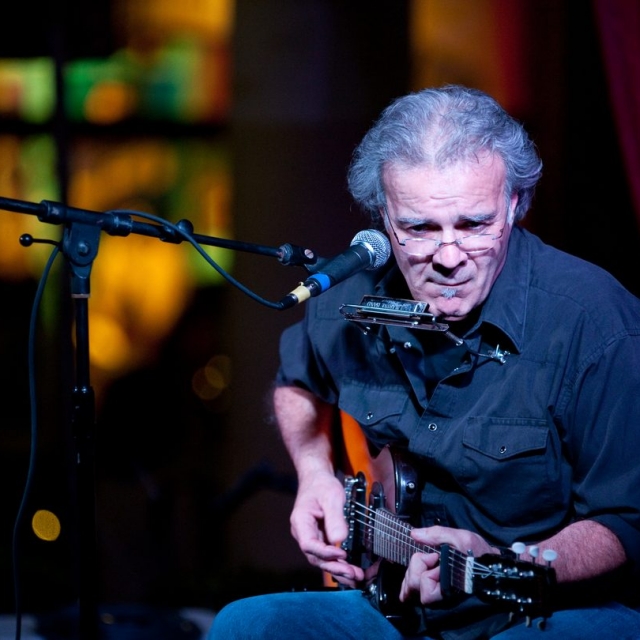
[396,211,498,225]
[458,212,498,223]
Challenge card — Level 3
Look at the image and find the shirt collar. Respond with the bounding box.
[479,225,529,353]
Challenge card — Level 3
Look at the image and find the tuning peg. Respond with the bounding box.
[511,541,526,557]
[528,545,539,560]
[542,549,557,566]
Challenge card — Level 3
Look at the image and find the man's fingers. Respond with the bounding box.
[306,558,365,585]
[399,552,441,604]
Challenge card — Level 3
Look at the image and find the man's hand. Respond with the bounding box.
[399,525,497,605]
[290,470,365,587]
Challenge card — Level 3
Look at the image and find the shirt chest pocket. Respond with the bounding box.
[459,417,565,527]
[338,383,410,449]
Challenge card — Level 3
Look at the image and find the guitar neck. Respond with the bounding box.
[372,507,471,594]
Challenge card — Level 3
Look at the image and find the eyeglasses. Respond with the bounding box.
[383,210,505,258]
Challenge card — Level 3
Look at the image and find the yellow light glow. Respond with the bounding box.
[69,140,179,213]
[410,0,529,113]
[193,354,231,401]
[84,80,139,124]
[411,0,501,98]
[86,311,133,371]
[89,233,194,375]
[32,510,61,542]
[117,0,235,42]
[192,368,222,400]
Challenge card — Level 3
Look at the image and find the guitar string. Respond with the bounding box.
[346,498,553,615]
[349,506,473,590]
[352,506,476,578]
[348,501,492,582]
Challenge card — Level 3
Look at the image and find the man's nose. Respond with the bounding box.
[431,240,466,269]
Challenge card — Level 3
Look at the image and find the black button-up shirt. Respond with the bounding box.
[277,226,640,611]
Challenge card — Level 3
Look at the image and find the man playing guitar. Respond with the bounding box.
[208,86,640,639]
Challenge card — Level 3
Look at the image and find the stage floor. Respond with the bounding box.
[0,607,216,639]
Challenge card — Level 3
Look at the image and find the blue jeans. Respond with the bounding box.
[206,589,640,639]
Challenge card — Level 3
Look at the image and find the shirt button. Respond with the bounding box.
[428,423,437,431]
[499,445,507,454]
[403,341,412,349]
[366,412,374,421]
[389,346,396,354]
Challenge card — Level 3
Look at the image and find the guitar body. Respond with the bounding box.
[341,445,557,633]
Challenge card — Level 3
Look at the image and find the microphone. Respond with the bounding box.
[279,229,391,309]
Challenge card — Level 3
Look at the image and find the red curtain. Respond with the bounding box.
[592,0,640,230]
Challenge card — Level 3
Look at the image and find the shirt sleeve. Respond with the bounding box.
[565,332,640,574]
[275,309,338,406]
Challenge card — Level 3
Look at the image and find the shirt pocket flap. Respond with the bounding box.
[463,418,549,461]
[338,383,407,426]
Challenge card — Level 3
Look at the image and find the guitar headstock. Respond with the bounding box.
[473,547,557,621]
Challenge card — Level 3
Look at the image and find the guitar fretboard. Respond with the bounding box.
[363,504,472,593]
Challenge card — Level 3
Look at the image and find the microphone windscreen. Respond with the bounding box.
[351,229,391,269]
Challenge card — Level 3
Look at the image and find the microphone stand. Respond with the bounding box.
[0,195,316,640]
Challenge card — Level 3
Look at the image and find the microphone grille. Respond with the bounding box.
[351,229,391,269]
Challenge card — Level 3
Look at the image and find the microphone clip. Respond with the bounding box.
[277,243,317,267]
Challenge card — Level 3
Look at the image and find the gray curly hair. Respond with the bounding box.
[347,85,542,225]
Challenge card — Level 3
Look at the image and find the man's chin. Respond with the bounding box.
[439,313,468,323]
[412,287,473,321]
[430,301,470,323]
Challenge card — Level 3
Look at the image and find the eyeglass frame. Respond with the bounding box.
[382,207,506,257]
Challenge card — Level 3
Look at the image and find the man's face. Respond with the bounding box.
[382,153,517,322]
